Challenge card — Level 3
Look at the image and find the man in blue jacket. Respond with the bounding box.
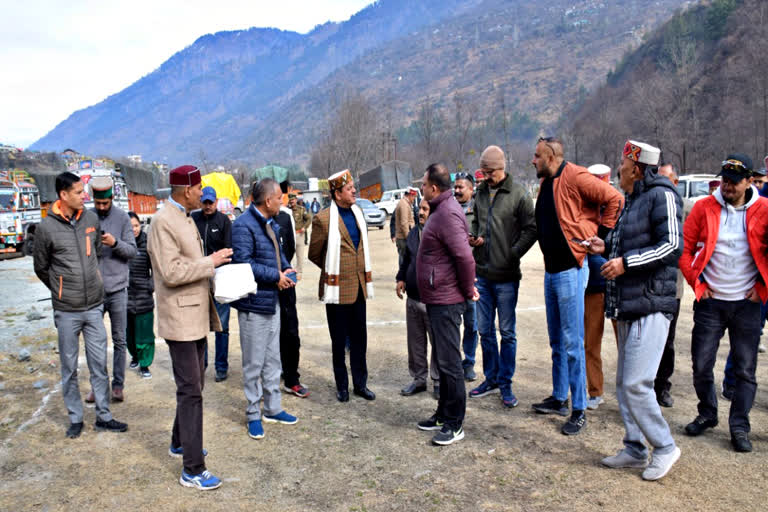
[232,178,298,440]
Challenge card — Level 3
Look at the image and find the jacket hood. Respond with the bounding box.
[713,184,760,210]
[631,168,678,197]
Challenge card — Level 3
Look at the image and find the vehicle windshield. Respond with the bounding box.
[690,181,711,198]
[0,189,15,211]
[19,192,39,209]
[380,191,392,201]
[676,182,686,198]
[356,199,374,208]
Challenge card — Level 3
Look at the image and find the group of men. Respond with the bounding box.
[33,137,768,490]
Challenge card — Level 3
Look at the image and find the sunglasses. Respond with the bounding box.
[538,136,562,155]
[721,159,749,173]
[454,172,475,183]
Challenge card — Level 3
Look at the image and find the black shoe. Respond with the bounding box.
[657,389,674,408]
[417,415,444,431]
[463,366,477,382]
[336,390,349,402]
[353,387,376,400]
[400,382,427,396]
[685,416,718,436]
[532,396,569,416]
[129,360,139,370]
[94,418,128,432]
[215,371,228,383]
[432,425,465,446]
[66,422,83,439]
[561,410,586,436]
[731,431,753,453]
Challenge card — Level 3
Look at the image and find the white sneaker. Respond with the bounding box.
[642,446,681,481]
[601,449,648,469]
[587,396,604,410]
[759,343,766,354]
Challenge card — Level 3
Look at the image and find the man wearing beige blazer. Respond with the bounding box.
[147,165,232,491]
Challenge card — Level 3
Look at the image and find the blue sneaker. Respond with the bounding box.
[469,380,499,398]
[179,469,222,490]
[248,420,265,439]
[500,389,519,408]
[168,444,208,458]
[263,411,298,425]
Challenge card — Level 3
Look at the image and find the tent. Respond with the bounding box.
[251,165,289,184]
[201,172,242,214]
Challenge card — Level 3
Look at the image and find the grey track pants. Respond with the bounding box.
[238,310,282,421]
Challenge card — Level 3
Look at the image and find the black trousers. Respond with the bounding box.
[427,302,467,430]
[691,298,761,433]
[654,298,681,394]
[167,338,206,475]
[279,287,302,387]
[325,289,368,392]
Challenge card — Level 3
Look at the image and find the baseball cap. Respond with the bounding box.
[201,186,217,203]
[718,153,753,182]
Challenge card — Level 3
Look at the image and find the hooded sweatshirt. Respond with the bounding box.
[701,186,760,301]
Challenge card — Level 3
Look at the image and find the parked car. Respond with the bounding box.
[676,174,718,203]
[376,188,410,216]
[356,198,386,229]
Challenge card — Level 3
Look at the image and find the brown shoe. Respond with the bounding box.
[111,388,124,402]
[85,390,95,403]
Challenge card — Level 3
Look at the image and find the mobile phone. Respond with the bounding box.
[287,271,297,283]
[570,237,590,246]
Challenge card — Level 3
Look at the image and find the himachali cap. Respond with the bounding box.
[407,187,419,195]
[623,140,661,166]
[90,176,114,199]
[588,164,611,176]
[718,153,753,182]
[328,169,353,191]
[169,165,201,187]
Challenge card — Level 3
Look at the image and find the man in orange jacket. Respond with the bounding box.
[679,153,768,453]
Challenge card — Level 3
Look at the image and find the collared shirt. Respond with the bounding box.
[167,195,186,214]
[253,206,274,226]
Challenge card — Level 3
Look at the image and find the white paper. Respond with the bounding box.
[213,263,257,304]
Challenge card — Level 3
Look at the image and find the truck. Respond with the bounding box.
[358,160,414,213]
[0,170,42,255]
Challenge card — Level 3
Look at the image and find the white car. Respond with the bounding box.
[377,188,415,216]
[676,174,718,203]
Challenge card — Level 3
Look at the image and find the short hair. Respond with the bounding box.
[538,136,564,158]
[659,161,678,173]
[425,163,452,192]
[170,185,187,196]
[251,178,279,205]
[55,172,80,197]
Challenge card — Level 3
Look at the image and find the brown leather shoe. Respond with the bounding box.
[111,388,124,402]
[85,390,95,403]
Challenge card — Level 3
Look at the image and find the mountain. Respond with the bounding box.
[565,0,766,173]
[31,0,690,166]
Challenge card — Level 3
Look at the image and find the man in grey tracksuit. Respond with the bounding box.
[33,172,128,438]
[88,176,136,401]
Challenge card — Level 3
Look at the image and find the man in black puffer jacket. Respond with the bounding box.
[33,172,128,439]
[588,140,682,482]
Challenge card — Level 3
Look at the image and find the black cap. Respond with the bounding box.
[718,152,753,182]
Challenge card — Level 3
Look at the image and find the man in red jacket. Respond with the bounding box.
[680,153,768,453]
[415,163,477,446]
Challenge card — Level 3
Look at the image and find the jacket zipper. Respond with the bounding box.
[73,221,88,306]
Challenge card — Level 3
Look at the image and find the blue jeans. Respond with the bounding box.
[544,265,588,411]
[476,277,519,390]
[461,299,478,369]
[204,300,231,372]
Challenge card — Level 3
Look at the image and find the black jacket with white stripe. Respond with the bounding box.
[604,169,683,321]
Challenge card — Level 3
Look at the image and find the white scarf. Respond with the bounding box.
[323,201,374,303]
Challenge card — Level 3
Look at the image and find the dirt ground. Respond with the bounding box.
[1,228,766,512]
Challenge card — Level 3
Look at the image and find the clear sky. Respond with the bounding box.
[0,0,372,148]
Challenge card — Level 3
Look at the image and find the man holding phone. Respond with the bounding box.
[232,178,299,440]
[87,175,136,403]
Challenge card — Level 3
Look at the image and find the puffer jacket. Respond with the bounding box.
[127,230,154,314]
[471,174,537,281]
[33,201,104,312]
[417,189,475,305]
[231,204,291,315]
[604,169,682,320]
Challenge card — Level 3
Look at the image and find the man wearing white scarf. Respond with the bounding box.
[308,170,375,402]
